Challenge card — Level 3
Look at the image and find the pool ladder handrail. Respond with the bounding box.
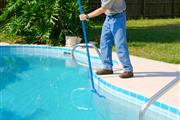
[139,77,179,120]
[72,43,102,69]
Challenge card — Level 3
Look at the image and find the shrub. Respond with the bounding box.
[0,0,89,45]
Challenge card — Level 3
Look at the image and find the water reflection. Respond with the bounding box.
[0,55,30,91]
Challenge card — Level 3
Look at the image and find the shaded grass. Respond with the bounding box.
[88,18,180,64]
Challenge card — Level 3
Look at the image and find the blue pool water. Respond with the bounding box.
[0,47,176,120]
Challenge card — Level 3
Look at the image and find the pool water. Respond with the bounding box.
[0,49,175,120]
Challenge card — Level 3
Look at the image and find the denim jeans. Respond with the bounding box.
[100,12,133,72]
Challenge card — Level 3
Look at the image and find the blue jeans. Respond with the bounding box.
[100,12,133,72]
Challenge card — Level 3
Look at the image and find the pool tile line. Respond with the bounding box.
[93,76,178,120]
[1,45,118,65]
[93,73,180,116]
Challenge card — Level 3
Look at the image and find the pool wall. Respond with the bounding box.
[1,45,179,120]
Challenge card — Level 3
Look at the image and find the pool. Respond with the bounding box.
[0,45,179,120]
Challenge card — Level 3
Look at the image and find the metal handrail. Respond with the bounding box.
[139,77,179,120]
[72,43,102,69]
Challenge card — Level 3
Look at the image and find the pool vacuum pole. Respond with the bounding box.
[77,0,96,92]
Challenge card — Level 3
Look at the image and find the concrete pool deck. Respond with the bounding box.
[75,47,180,110]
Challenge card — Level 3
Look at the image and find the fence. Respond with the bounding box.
[0,0,180,18]
[89,0,180,21]
[0,0,7,15]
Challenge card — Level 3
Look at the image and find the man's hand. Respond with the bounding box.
[79,7,106,21]
[79,14,88,21]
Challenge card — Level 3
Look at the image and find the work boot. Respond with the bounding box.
[119,71,134,78]
[96,69,113,75]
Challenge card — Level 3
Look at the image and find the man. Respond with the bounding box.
[79,0,133,78]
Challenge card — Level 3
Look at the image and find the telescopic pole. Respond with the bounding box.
[77,0,96,92]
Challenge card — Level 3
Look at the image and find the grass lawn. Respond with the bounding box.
[0,18,180,64]
[88,18,180,64]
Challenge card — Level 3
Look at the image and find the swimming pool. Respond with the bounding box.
[0,45,179,120]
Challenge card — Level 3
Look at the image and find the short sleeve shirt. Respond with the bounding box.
[101,0,126,16]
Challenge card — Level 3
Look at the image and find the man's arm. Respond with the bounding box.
[79,7,107,21]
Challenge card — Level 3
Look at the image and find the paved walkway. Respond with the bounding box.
[76,47,180,109]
